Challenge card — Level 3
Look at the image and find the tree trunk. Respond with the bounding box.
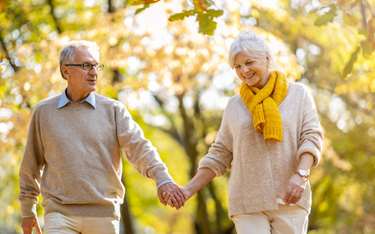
[120,195,134,234]
[121,175,134,234]
[195,190,212,234]
[108,0,115,13]
[176,93,212,234]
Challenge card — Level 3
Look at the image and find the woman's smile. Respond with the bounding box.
[234,51,271,89]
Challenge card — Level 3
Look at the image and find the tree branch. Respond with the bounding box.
[0,31,18,72]
[361,1,368,28]
[363,0,375,17]
[152,94,183,145]
[47,0,62,33]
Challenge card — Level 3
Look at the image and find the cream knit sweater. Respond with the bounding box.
[199,82,323,218]
[19,93,173,218]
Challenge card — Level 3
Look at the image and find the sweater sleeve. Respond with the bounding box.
[199,104,234,177]
[115,103,173,186]
[19,106,46,218]
[296,86,324,168]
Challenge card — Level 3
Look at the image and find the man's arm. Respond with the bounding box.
[115,104,186,207]
[19,106,45,233]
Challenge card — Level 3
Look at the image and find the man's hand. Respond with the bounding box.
[22,216,42,234]
[157,182,186,210]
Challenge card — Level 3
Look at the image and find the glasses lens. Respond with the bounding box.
[97,64,104,71]
[83,64,92,70]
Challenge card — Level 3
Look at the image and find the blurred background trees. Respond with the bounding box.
[1,0,375,233]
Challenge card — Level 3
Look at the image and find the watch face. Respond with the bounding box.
[299,170,307,176]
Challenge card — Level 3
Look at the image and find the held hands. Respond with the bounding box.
[283,173,308,205]
[163,186,194,210]
[22,216,42,234]
[157,182,187,210]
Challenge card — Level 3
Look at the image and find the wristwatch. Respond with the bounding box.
[295,169,309,178]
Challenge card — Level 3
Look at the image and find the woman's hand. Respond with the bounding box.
[163,186,194,209]
[283,173,308,205]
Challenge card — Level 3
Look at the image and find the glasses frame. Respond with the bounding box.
[64,63,104,71]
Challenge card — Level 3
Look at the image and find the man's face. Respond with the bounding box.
[63,47,99,101]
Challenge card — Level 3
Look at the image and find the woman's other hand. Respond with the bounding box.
[283,173,308,205]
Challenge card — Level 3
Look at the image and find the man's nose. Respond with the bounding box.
[89,66,99,75]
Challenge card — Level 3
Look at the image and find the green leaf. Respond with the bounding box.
[135,4,150,14]
[361,41,372,59]
[130,0,160,5]
[314,5,337,26]
[343,12,359,26]
[206,9,223,18]
[314,13,336,26]
[350,0,361,8]
[197,13,217,35]
[169,13,187,21]
[342,46,361,78]
[168,10,195,21]
[358,29,368,36]
[368,17,375,36]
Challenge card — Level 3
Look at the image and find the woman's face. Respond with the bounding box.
[233,51,271,89]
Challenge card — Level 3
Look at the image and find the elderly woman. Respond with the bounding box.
[166,30,323,233]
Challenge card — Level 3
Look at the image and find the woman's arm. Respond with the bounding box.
[184,168,216,199]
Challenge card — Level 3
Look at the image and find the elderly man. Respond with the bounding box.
[19,40,185,234]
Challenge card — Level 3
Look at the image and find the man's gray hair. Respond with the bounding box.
[59,40,100,80]
[229,30,277,69]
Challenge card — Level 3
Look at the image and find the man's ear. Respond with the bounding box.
[62,66,70,79]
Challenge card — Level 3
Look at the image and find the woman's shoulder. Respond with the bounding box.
[287,81,310,97]
[227,94,243,107]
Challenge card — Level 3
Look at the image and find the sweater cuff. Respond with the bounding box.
[157,179,174,189]
[296,143,321,168]
[21,203,37,218]
[198,161,222,177]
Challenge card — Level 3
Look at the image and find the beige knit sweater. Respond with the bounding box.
[199,82,323,218]
[19,93,173,218]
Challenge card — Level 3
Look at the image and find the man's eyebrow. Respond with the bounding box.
[83,62,99,64]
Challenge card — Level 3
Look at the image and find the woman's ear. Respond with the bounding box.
[266,54,270,68]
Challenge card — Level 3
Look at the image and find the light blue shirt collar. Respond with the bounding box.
[58,89,96,109]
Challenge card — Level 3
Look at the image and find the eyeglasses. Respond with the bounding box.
[65,63,104,71]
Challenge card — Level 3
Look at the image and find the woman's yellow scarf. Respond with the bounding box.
[239,71,289,142]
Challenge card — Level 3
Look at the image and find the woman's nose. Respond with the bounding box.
[241,66,248,75]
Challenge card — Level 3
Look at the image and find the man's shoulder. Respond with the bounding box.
[34,94,61,109]
[94,93,126,109]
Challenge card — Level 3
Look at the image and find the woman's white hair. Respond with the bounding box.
[229,30,277,69]
[59,40,100,80]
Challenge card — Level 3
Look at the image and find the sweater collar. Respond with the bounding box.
[58,88,96,109]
